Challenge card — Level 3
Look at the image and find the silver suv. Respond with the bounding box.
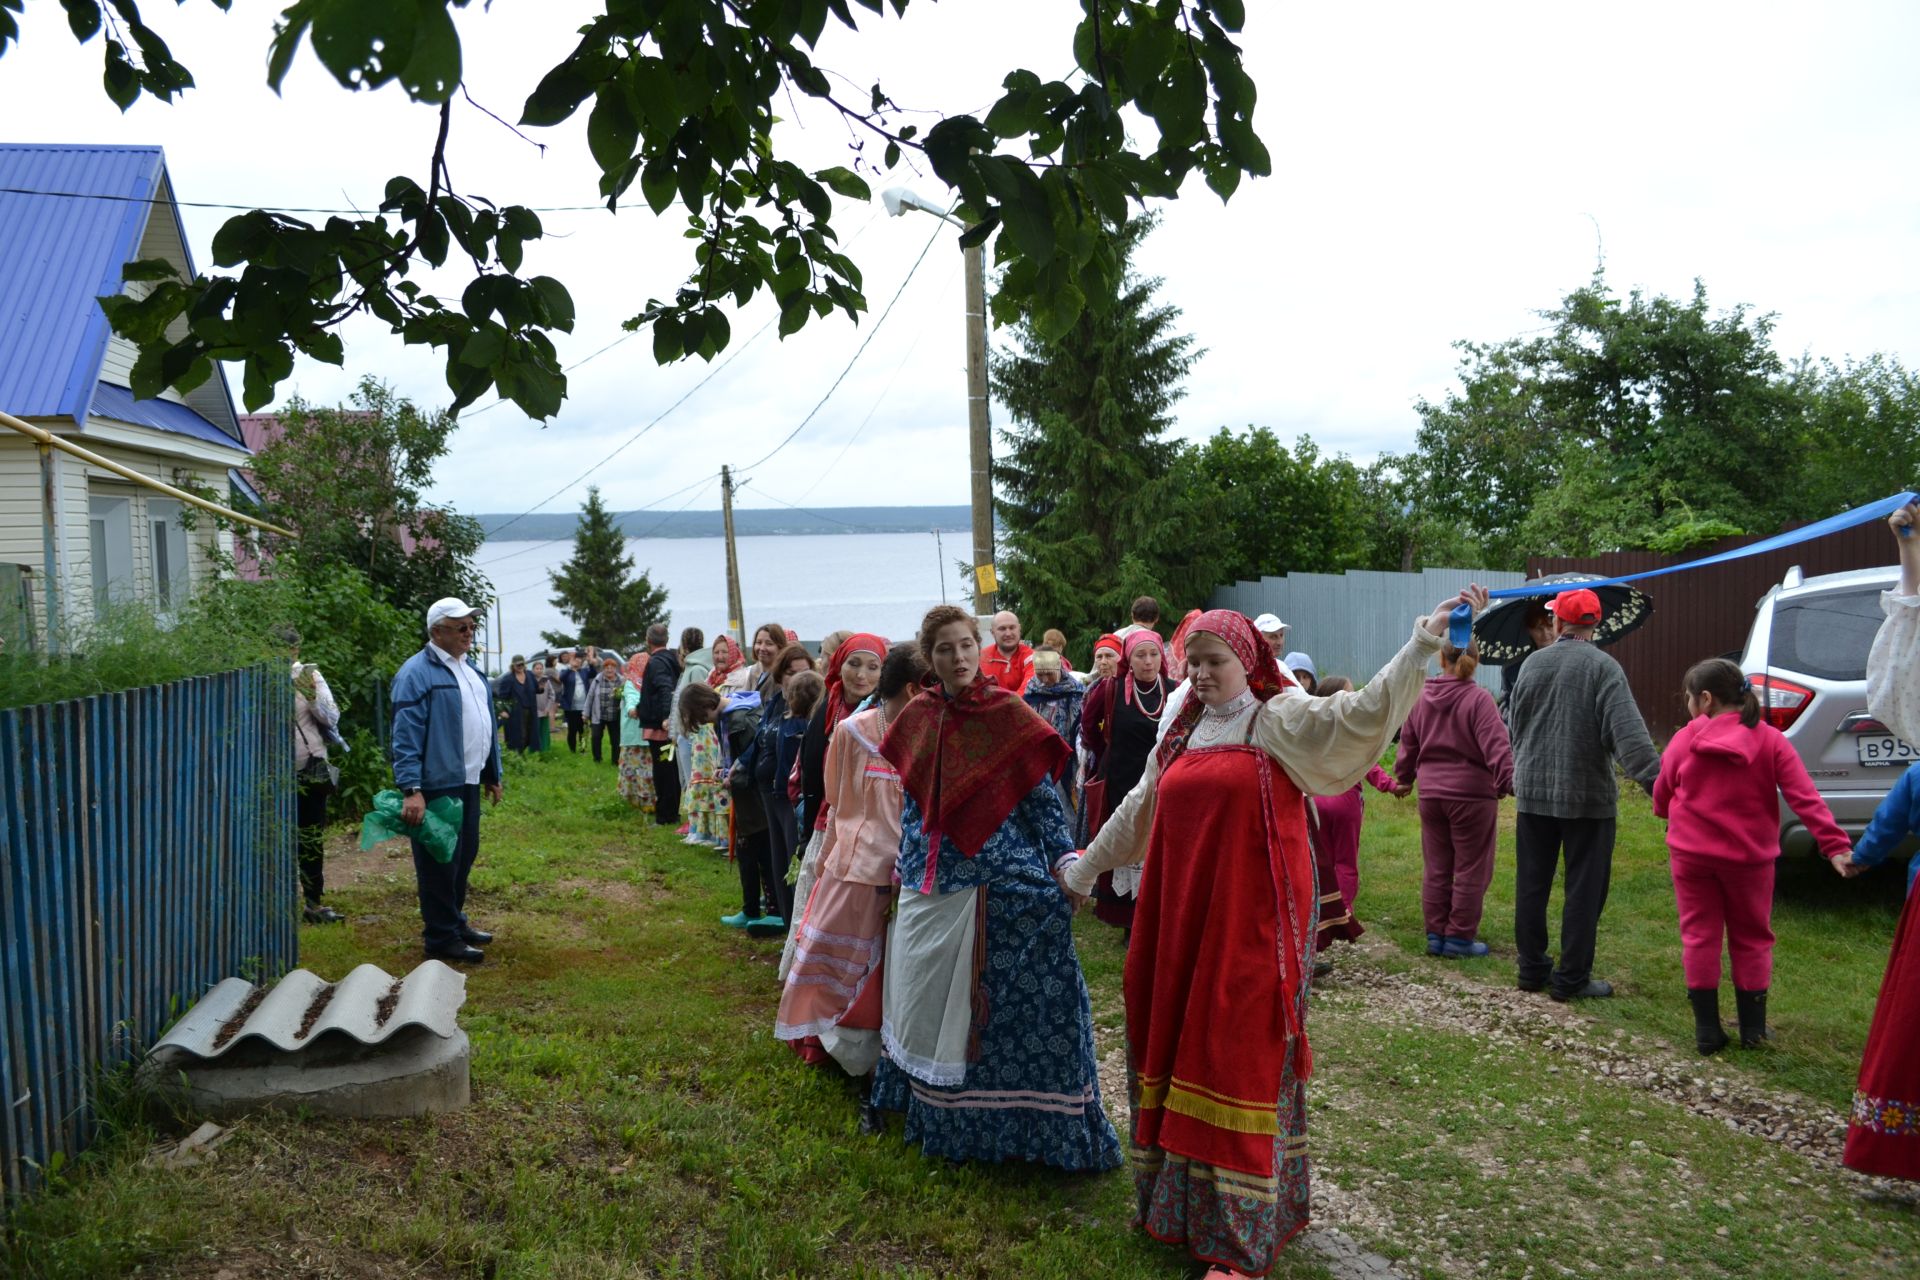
[1740,565,1912,854]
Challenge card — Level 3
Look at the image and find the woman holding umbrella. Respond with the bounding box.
[1062,588,1486,1277]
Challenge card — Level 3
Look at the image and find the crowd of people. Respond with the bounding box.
[269,522,1920,1277]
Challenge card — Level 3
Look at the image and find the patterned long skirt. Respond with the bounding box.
[685,725,730,843]
[618,745,655,813]
[1845,882,1920,1179]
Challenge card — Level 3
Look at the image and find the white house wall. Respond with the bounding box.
[0,424,240,641]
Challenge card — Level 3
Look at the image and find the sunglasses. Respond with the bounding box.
[438,621,476,635]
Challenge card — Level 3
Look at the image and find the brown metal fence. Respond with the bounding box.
[1529,523,1897,741]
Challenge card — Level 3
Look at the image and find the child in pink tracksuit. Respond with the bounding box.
[1653,658,1852,1055]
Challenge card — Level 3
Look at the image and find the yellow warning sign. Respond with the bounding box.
[975,564,999,595]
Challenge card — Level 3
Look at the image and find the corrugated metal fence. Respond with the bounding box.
[0,663,297,1201]
[1532,522,1898,740]
[1209,567,1532,692]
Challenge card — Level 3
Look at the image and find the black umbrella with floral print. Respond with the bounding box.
[1473,573,1655,666]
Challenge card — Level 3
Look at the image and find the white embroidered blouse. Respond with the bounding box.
[1064,622,1442,897]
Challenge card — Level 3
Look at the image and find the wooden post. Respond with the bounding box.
[721,466,745,648]
[964,242,997,615]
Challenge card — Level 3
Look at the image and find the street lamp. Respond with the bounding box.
[882,186,997,616]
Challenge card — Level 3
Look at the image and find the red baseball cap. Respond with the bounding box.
[1552,588,1603,626]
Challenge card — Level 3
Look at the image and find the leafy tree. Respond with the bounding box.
[1169,428,1376,584]
[1794,353,1920,522]
[990,213,1200,650]
[544,487,669,649]
[1411,272,1805,565]
[15,1,1272,417]
[239,376,489,624]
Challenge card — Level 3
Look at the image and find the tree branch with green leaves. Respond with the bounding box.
[2,0,1268,421]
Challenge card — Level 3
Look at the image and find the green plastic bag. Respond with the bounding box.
[361,789,464,863]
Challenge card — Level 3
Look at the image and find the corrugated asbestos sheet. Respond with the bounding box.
[150,960,467,1063]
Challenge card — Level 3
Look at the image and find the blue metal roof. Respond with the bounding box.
[227,468,262,506]
[0,144,165,423]
[90,381,246,453]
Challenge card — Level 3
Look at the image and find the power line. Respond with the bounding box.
[478,471,717,567]
[495,473,719,599]
[475,314,775,539]
[733,479,868,530]
[733,209,947,473]
[786,256,955,503]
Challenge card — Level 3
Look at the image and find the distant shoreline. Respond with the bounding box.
[475,505,973,541]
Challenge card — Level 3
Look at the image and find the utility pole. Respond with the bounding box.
[721,465,746,648]
[964,241,997,616]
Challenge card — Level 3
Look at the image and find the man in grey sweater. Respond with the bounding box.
[1505,588,1661,1002]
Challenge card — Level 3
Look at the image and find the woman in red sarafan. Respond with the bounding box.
[1848,499,1920,1180]
[1063,590,1484,1278]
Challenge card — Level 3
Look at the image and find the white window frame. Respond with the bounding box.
[147,497,191,611]
[88,493,134,619]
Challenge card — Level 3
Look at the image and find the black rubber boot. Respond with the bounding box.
[1735,987,1770,1048]
[1687,987,1729,1055]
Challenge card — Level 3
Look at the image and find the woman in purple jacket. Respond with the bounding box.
[1395,642,1514,959]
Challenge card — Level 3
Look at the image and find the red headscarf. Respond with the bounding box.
[1155,609,1295,770]
[880,674,1070,877]
[824,632,888,732]
[1093,633,1124,658]
[1121,630,1167,709]
[708,634,742,688]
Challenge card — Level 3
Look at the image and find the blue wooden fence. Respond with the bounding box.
[0,663,296,1200]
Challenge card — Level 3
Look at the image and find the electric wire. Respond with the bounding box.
[478,471,717,568]
[493,475,720,599]
[731,208,947,474]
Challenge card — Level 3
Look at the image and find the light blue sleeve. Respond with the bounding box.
[1852,763,1920,874]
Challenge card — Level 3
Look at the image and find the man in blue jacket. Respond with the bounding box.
[391,597,504,964]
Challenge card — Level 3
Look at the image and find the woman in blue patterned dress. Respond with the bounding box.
[870,603,1122,1172]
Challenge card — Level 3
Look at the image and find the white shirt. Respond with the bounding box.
[429,641,494,785]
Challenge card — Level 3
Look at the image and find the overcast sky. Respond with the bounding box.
[5,1,1918,520]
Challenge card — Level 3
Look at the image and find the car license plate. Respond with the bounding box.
[1857,735,1920,767]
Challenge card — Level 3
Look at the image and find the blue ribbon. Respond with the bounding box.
[1447,491,1920,647]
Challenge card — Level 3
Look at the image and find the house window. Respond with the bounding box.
[148,498,190,609]
[88,494,133,619]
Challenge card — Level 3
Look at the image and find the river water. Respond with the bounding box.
[476,532,973,662]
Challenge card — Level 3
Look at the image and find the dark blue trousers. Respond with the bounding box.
[411,783,483,949]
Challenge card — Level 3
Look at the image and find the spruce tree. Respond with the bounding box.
[989,214,1201,652]
[543,486,670,650]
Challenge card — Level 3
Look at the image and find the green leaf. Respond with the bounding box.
[121,258,180,284]
[983,89,1035,139]
[640,158,677,215]
[266,1,319,94]
[61,0,99,42]
[587,83,640,172]
[778,294,811,338]
[630,57,681,131]
[299,329,346,366]
[652,314,682,364]
[520,60,593,127]
[1203,154,1240,201]
[1035,280,1085,342]
[813,165,870,201]
[1217,115,1271,177]
[529,276,576,332]
[102,42,139,110]
[309,0,414,95]
[1208,0,1247,32]
[396,0,461,103]
[459,325,505,368]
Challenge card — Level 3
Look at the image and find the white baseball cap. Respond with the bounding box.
[1254,613,1286,633]
[425,597,482,632]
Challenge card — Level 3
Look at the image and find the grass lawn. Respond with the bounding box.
[4,748,1918,1279]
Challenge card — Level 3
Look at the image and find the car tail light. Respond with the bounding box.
[1750,674,1814,731]
[1844,716,1891,734]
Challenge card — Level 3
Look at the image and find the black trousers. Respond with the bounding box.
[296,776,331,904]
[565,709,586,751]
[760,788,798,923]
[591,718,620,763]
[411,783,483,950]
[1514,811,1616,996]
[651,743,682,825]
[736,826,773,918]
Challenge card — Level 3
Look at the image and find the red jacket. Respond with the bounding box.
[1653,711,1850,863]
[981,642,1034,695]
